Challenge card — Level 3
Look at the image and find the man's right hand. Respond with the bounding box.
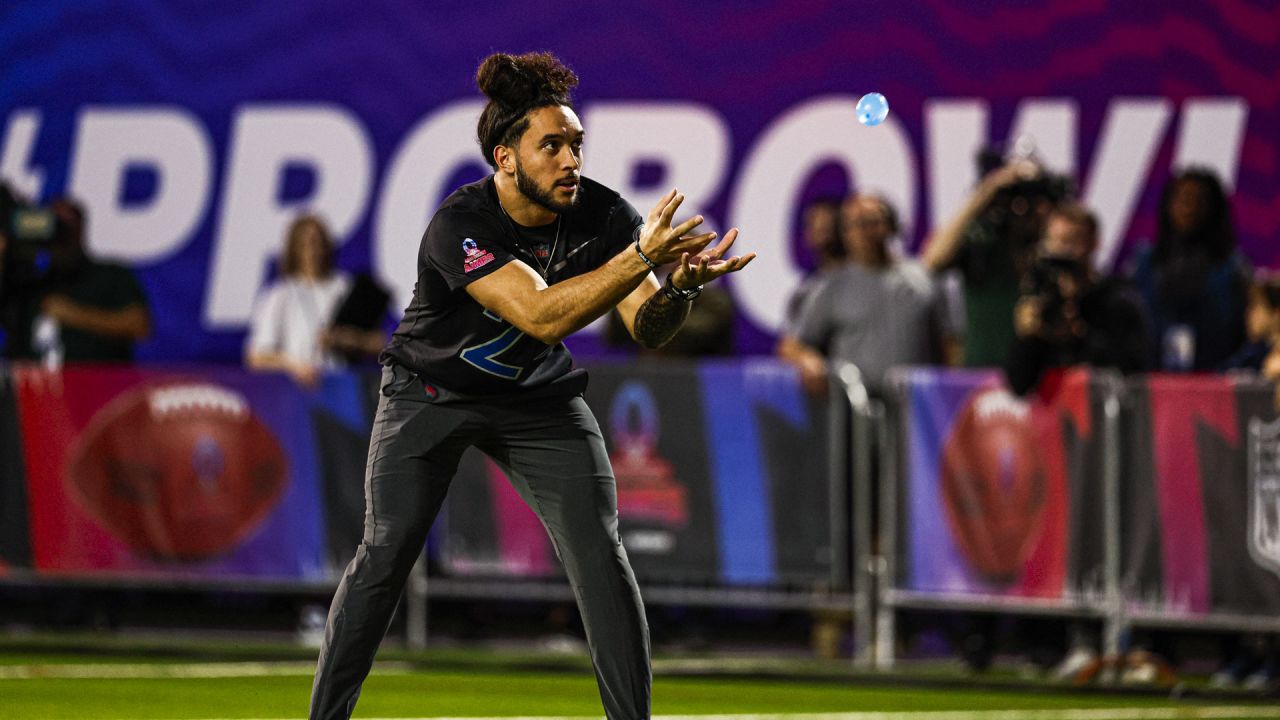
[978,159,1040,200]
[922,159,1041,273]
[796,351,830,396]
[1014,296,1044,338]
[777,336,831,397]
[289,360,321,388]
[637,189,719,266]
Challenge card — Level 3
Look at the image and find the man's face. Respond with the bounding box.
[1169,178,1208,234]
[802,203,839,256]
[49,199,86,271]
[1246,292,1275,342]
[513,105,584,214]
[1040,215,1094,263]
[840,196,892,259]
[296,223,326,278]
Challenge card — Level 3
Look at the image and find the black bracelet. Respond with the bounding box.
[634,241,658,270]
[663,272,702,301]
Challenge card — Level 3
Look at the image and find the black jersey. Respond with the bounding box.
[380,175,644,398]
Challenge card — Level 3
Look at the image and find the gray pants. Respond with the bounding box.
[309,364,651,720]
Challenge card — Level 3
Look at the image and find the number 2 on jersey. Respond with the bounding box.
[460,325,525,380]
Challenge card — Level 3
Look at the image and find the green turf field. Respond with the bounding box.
[1,639,1277,719]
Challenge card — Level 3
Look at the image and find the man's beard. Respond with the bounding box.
[515,159,579,214]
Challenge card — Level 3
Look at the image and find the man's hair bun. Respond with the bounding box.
[476,52,578,109]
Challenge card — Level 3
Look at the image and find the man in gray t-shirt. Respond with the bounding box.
[778,195,949,395]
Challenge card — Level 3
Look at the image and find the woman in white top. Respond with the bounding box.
[245,215,351,385]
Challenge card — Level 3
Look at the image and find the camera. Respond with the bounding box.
[1,184,72,264]
[1,184,75,352]
[1021,253,1089,343]
[975,146,1076,254]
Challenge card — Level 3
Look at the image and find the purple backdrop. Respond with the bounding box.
[1,0,1276,361]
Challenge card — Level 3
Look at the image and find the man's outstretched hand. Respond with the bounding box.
[670,228,756,289]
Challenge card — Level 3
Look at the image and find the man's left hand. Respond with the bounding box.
[670,228,756,290]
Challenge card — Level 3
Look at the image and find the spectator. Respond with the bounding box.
[1222,272,1280,373]
[0,193,17,354]
[324,272,394,365]
[246,215,370,385]
[1004,203,1149,396]
[781,197,845,331]
[612,198,839,361]
[922,156,1073,367]
[1211,634,1278,690]
[1207,273,1280,690]
[0,196,149,364]
[778,194,949,396]
[1129,168,1249,371]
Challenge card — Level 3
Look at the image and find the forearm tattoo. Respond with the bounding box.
[633,289,691,349]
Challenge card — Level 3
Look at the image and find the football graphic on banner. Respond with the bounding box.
[66,382,287,561]
[940,387,1047,584]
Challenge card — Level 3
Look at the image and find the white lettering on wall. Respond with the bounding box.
[1083,99,1173,270]
[0,109,45,199]
[1171,97,1248,192]
[11,95,1246,336]
[69,107,213,263]
[206,106,374,326]
[925,99,987,241]
[583,102,731,225]
[1007,99,1078,176]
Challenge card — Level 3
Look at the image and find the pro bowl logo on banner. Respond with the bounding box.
[607,381,688,556]
[1247,417,1280,578]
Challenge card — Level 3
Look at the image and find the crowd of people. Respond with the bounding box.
[0,191,390,379]
[1,148,1276,688]
[6,158,1267,396]
[777,160,1267,399]
[773,156,1276,687]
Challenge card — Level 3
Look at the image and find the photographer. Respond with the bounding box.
[1004,203,1150,396]
[922,152,1073,367]
[0,194,149,364]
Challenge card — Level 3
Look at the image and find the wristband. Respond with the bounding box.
[634,241,658,270]
[663,272,702,301]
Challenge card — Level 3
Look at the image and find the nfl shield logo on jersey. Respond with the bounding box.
[1247,417,1280,577]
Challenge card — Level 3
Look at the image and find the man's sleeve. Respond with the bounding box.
[792,277,834,351]
[605,198,645,256]
[422,209,516,292]
[932,223,972,274]
[780,280,814,338]
[111,266,149,311]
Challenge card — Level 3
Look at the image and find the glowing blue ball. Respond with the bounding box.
[856,92,889,126]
